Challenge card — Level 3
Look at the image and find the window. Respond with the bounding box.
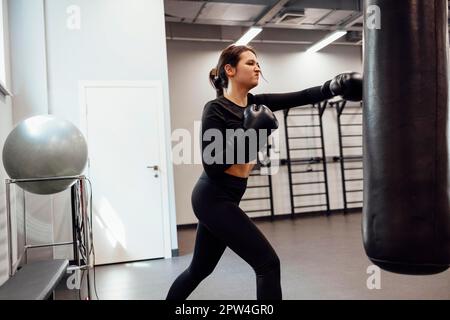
[0,0,10,96]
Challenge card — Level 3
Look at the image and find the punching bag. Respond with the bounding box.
[363,0,450,274]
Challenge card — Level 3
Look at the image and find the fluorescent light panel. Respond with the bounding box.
[234,27,262,46]
[306,30,347,53]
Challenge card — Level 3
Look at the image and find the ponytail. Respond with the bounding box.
[209,68,224,97]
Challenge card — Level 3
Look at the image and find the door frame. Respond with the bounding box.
[78,80,172,259]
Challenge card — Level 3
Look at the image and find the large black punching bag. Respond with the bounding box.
[363,0,450,275]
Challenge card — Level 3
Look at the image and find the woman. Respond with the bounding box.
[166,44,362,300]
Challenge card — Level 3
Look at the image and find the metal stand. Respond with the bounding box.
[334,100,363,213]
[4,175,93,300]
[283,102,331,217]
[239,131,278,220]
[243,162,275,220]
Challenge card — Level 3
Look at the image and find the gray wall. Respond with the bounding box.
[0,0,14,286]
[4,0,178,271]
[167,40,363,225]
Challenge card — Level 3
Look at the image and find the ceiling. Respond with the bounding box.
[164,0,364,46]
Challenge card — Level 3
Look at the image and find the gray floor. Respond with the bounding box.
[56,212,450,300]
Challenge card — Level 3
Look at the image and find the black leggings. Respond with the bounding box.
[166,171,282,300]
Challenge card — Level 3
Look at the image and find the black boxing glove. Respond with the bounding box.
[241,104,278,162]
[323,72,363,101]
[243,104,279,131]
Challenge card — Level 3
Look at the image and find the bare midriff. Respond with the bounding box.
[224,163,256,178]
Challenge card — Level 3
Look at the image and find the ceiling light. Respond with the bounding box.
[234,27,263,46]
[306,30,347,53]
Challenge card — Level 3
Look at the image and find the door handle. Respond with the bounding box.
[147,165,159,178]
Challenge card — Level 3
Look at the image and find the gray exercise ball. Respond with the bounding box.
[2,115,88,195]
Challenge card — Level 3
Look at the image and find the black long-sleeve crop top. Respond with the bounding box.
[200,84,334,179]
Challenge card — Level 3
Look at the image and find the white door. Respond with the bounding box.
[83,83,166,265]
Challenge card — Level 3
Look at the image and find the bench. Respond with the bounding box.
[0,259,69,300]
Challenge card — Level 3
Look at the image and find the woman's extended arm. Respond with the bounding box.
[251,83,333,112]
[252,72,363,112]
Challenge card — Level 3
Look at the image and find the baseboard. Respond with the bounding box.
[177,207,362,229]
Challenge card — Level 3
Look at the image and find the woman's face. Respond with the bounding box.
[226,50,261,90]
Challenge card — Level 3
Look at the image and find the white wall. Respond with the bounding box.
[167,40,363,225]
[0,0,14,286]
[8,0,49,120]
[5,0,179,266]
[43,0,178,256]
